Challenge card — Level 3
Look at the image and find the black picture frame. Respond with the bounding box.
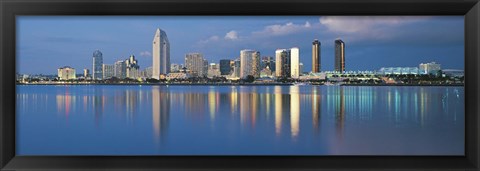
[1,0,479,170]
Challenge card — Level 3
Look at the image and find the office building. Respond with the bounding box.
[240,49,261,78]
[102,64,114,79]
[58,66,76,80]
[92,50,103,80]
[312,39,321,73]
[219,59,232,75]
[152,28,170,79]
[335,39,345,72]
[185,53,205,77]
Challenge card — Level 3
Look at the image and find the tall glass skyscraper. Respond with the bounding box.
[92,50,103,80]
[152,28,170,79]
[335,39,345,72]
[312,39,321,73]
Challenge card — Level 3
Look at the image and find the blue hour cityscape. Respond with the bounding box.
[16,16,464,155]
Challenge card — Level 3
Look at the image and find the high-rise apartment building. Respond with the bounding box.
[152,28,170,79]
[290,47,300,78]
[102,64,114,79]
[185,53,205,77]
[125,55,140,79]
[114,60,126,79]
[240,49,261,78]
[275,48,292,78]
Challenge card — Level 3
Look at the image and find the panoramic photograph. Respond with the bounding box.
[16,16,464,155]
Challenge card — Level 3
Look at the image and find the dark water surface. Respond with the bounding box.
[16,85,464,155]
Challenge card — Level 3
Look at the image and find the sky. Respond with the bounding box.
[17,16,464,75]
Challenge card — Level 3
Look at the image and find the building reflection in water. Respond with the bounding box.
[208,87,217,121]
[230,86,238,115]
[335,87,345,141]
[311,86,321,133]
[55,87,77,122]
[274,86,283,136]
[290,86,300,140]
[250,87,258,127]
[152,86,170,143]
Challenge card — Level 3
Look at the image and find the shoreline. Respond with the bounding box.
[16,83,464,87]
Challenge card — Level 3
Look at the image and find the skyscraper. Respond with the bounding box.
[312,39,321,73]
[335,39,345,72]
[290,47,300,78]
[152,28,170,79]
[92,50,103,80]
[185,53,205,77]
[240,49,261,78]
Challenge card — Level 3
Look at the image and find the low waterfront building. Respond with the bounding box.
[443,69,464,78]
[299,72,326,81]
[419,62,441,75]
[166,73,191,80]
[379,67,419,75]
[58,66,76,80]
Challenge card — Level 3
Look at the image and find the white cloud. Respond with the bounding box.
[319,16,429,34]
[253,21,314,36]
[140,51,151,57]
[318,16,431,42]
[199,35,220,44]
[224,30,239,40]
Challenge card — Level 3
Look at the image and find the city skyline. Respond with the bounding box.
[17,16,464,75]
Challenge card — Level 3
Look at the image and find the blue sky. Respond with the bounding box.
[17,16,464,75]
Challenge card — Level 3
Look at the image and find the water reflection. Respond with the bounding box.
[16,85,465,155]
[152,86,169,142]
[290,86,300,140]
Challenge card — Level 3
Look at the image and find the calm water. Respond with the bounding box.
[16,85,464,155]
